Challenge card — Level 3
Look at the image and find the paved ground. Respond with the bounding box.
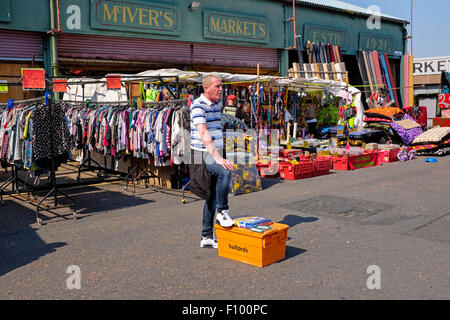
[0,156,449,300]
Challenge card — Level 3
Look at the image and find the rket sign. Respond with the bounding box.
[413,56,450,75]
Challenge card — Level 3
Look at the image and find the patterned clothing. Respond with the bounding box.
[32,103,70,167]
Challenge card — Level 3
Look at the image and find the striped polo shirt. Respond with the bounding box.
[190,94,224,152]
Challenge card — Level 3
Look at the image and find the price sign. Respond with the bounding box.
[53,79,68,92]
[106,75,122,90]
[0,80,7,93]
[22,68,46,90]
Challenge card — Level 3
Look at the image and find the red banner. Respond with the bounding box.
[53,79,67,92]
[22,68,45,90]
[106,75,122,90]
[348,153,377,170]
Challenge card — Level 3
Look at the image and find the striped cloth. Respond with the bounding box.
[190,94,224,152]
[412,127,450,145]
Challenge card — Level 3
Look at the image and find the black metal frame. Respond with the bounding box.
[34,100,77,225]
[124,158,160,193]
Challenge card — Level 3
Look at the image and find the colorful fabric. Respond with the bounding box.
[221,113,248,131]
[438,93,450,109]
[363,117,392,123]
[23,118,33,169]
[389,114,423,145]
[404,106,427,130]
[411,127,450,145]
[364,107,404,120]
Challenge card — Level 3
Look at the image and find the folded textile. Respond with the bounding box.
[411,127,450,145]
[389,114,423,145]
[393,119,421,130]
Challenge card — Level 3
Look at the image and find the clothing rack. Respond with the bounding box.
[35,98,76,225]
[0,162,19,205]
[0,96,47,205]
[0,95,77,225]
[58,98,188,192]
[56,98,188,105]
[121,99,187,192]
[123,158,161,193]
[0,95,48,106]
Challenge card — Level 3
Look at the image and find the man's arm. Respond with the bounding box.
[196,123,234,171]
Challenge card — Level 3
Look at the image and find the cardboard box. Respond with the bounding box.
[215,222,289,268]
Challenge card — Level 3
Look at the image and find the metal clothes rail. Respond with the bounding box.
[0,98,77,225]
[59,98,188,193]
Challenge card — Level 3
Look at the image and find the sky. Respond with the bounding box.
[342,0,450,58]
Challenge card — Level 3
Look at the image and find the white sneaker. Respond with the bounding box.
[200,236,218,248]
[216,210,234,228]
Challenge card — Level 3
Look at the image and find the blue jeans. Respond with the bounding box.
[202,153,232,238]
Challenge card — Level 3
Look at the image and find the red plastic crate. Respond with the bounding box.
[281,149,303,158]
[377,149,399,164]
[258,162,280,178]
[300,154,312,161]
[332,156,350,170]
[332,152,378,170]
[279,161,313,180]
[313,158,332,176]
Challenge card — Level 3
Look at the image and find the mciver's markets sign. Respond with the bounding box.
[203,10,269,44]
[90,0,180,35]
[413,56,450,76]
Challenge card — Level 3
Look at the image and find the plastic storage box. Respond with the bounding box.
[258,162,280,178]
[332,156,350,170]
[215,222,289,267]
[279,161,313,180]
[377,149,399,164]
[281,149,303,158]
[313,157,333,176]
[332,152,378,170]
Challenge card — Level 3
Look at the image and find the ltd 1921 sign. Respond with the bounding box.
[90,0,180,35]
[359,32,393,54]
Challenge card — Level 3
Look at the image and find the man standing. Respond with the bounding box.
[222,95,238,117]
[190,74,235,249]
[236,102,254,128]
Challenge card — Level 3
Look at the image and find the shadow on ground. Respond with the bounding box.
[0,200,67,277]
[0,184,155,277]
[277,214,319,228]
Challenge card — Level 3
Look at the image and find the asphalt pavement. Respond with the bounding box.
[0,156,449,300]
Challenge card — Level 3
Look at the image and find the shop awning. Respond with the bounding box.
[61,68,364,128]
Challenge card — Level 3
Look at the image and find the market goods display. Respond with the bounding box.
[411,127,450,145]
[364,107,404,120]
[389,114,423,145]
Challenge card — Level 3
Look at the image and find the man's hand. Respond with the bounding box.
[215,157,235,171]
[196,123,235,171]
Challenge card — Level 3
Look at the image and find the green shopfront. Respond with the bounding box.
[0,0,408,98]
